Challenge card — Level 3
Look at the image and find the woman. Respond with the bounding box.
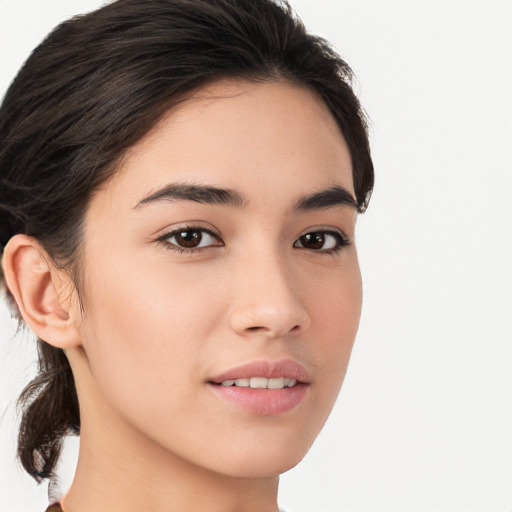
[0,0,373,511]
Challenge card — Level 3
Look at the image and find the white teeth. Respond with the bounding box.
[267,377,285,389]
[219,377,297,389]
[250,377,268,389]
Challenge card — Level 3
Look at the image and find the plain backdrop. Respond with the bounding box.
[1,1,511,511]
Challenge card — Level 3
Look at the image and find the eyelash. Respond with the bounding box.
[294,230,350,254]
[155,226,351,254]
[155,226,222,254]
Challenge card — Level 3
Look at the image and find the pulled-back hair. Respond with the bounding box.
[0,0,373,482]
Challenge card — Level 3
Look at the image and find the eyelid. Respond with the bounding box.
[153,221,222,239]
[294,227,351,252]
[154,223,224,252]
[297,226,350,242]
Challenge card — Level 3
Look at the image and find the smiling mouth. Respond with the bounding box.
[207,360,309,415]
[207,378,308,416]
[215,377,298,389]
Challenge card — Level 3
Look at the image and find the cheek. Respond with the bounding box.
[77,258,225,413]
[307,260,362,403]
[309,255,362,336]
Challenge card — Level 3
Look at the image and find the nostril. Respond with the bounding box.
[244,324,301,335]
[231,302,310,338]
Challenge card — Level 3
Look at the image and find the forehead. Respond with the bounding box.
[94,80,354,212]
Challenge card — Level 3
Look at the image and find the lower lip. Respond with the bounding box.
[207,383,308,416]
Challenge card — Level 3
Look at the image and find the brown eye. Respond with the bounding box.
[160,227,222,251]
[294,231,346,251]
[174,230,203,248]
[298,232,325,250]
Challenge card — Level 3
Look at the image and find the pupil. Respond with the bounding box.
[301,232,324,249]
[176,230,202,248]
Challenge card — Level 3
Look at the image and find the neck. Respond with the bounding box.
[63,449,279,512]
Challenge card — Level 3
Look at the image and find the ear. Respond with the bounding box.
[2,234,81,349]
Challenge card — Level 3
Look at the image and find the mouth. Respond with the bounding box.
[215,377,298,389]
[207,359,310,415]
[209,358,310,385]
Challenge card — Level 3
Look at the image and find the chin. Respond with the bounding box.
[216,455,305,479]
[205,430,315,478]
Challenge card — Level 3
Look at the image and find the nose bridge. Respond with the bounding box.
[229,243,310,338]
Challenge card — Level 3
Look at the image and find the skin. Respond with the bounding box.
[3,80,362,512]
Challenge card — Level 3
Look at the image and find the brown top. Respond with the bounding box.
[46,502,287,511]
[46,505,63,512]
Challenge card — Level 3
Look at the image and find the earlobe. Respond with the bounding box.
[2,234,81,349]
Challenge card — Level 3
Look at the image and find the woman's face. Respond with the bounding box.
[74,80,362,477]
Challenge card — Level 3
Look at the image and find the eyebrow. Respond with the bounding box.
[134,183,358,212]
[134,183,246,209]
[293,185,358,212]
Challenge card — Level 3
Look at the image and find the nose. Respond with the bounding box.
[228,253,311,339]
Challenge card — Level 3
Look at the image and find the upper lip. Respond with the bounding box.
[209,359,310,384]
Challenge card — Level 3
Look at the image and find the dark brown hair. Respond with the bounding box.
[0,0,374,482]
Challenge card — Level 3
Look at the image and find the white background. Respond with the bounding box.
[1,1,511,511]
